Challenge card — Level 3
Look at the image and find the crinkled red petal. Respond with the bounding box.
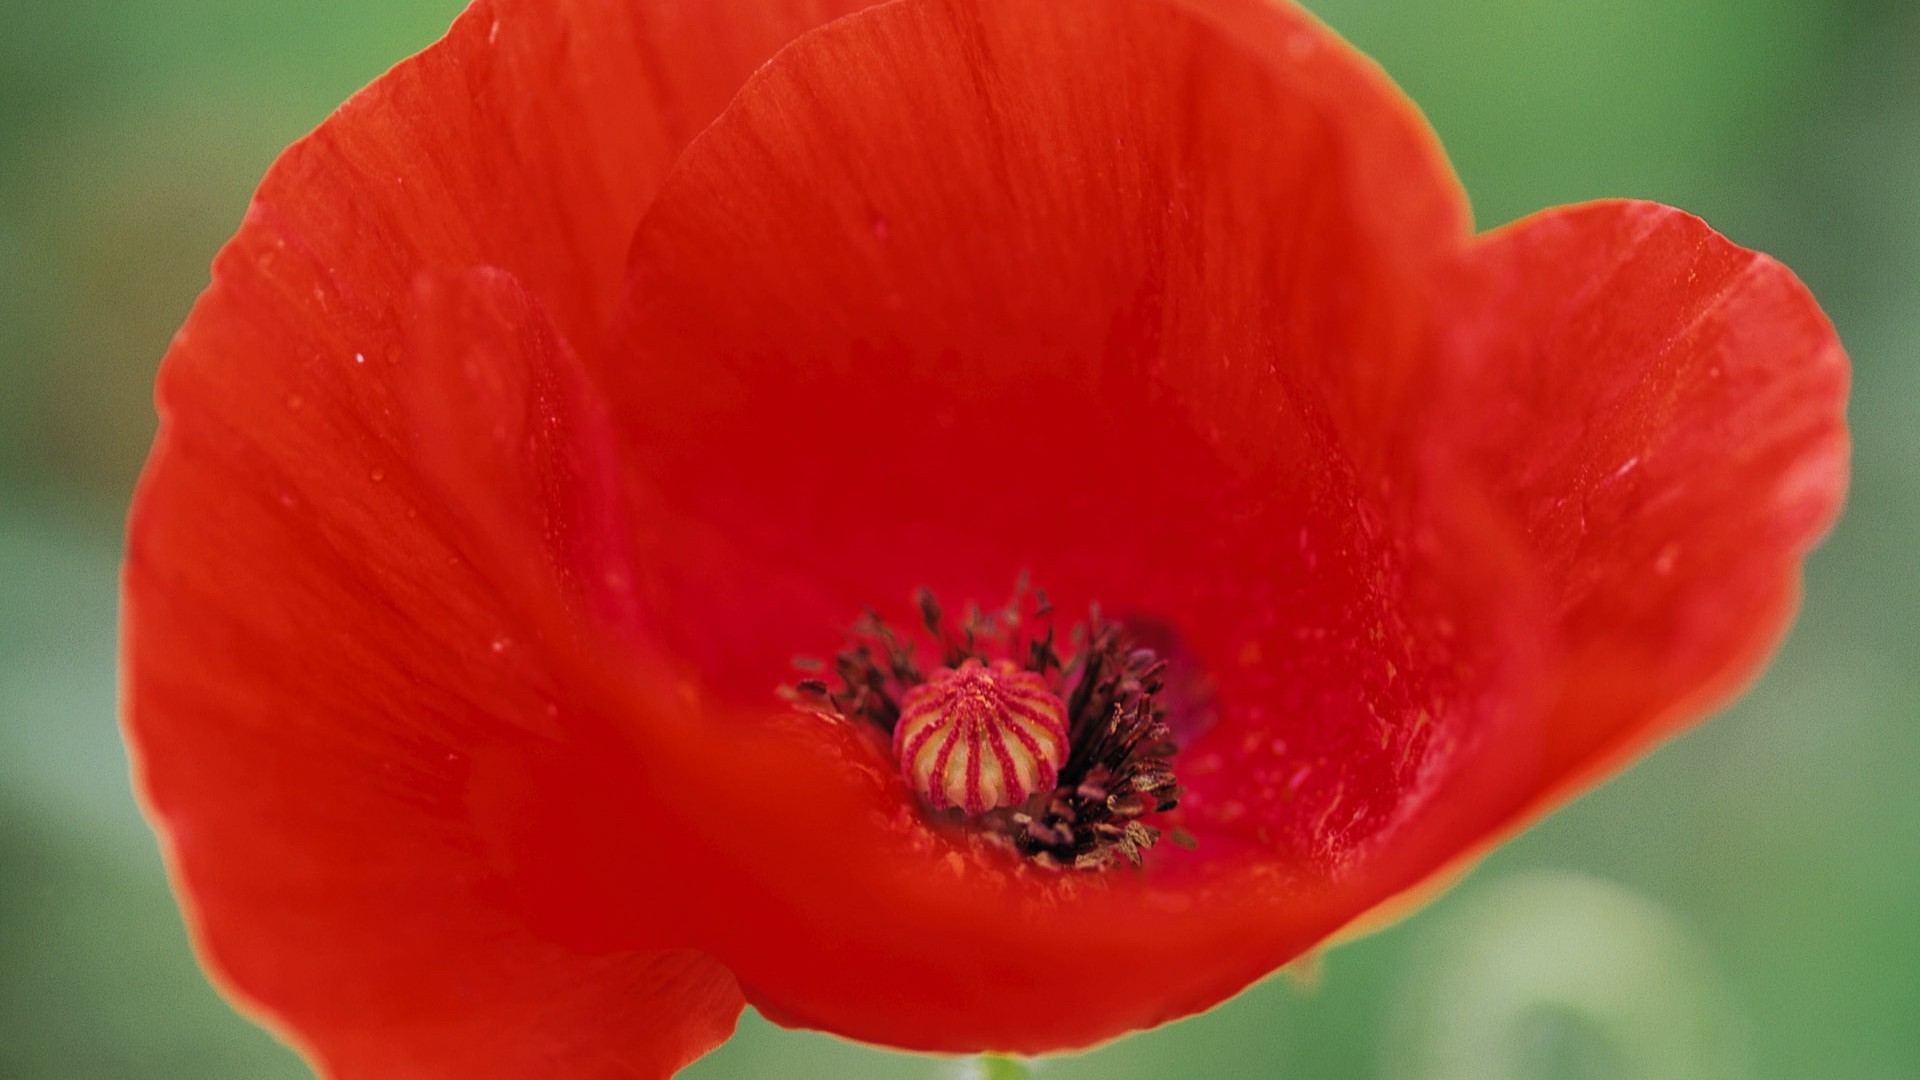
[1428,199,1849,835]
[1337,202,1850,922]
[595,0,1557,1049]
[608,0,1505,854]
[226,0,876,355]
[126,261,744,1076]
[124,0,879,1073]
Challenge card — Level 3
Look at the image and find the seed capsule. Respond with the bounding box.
[893,659,1069,814]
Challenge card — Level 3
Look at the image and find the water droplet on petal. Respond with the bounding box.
[1654,543,1680,576]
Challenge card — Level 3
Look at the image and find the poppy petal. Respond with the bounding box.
[125,0,897,1065]
[401,266,648,643]
[607,0,1475,714]
[125,253,752,1075]
[1439,199,1849,821]
[239,0,875,356]
[590,0,1549,1051]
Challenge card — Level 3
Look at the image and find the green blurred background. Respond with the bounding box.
[2,1,1913,1076]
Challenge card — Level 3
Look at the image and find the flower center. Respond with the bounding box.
[895,659,1069,814]
[788,584,1187,871]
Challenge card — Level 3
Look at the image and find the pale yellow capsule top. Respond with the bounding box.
[892,659,1069,814]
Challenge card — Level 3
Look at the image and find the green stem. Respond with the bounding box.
[973,1055,1034,1080]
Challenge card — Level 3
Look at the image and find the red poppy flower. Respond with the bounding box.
[123,0,1848,1075]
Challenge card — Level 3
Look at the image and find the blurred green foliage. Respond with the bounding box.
[2,1,1914,1077]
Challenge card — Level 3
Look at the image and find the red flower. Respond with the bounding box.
[123,0,1848,1074]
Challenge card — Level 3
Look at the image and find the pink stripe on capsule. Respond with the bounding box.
[893,659,1069,814]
